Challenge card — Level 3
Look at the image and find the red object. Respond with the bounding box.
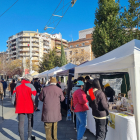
[25,69,29,74]
[73,89,89,113]
[28,44,29,46]
[13,80,37,114]
[88,88,96,101]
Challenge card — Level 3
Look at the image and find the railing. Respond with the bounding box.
[44,46,50,49]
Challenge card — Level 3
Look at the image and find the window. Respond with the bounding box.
[76,44,79,47]
[70,45,73,48]
[69,51,72,55]
[65,52,67,56]
[82,43,85,46]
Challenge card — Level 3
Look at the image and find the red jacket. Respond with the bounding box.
[13,80,37,114]
[73,89,89,113]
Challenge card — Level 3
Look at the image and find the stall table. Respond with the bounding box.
[87,106,137,140]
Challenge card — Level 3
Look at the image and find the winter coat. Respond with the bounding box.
[85,81,92,95]
[13,79,37,114]
[105,86,115,102]
[10,82,16,95]
[87,89,109,118]
[1,81,7,89]
[34,81,41,93]
[0,83,3,94]
[39,84,65,122]
[73,89,89,113]
[70,86,80,98]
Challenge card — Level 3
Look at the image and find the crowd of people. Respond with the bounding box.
[0,74,116,140]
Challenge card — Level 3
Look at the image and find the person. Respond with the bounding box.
[104,83,115,102]
[70,79,78,130]
[56,80,61,88]
[73,80,89,140]
[17,77,21,84]
[33,78,41,111]
[1,79,7,99]
[0,82,3,100]
[84,76,92,95]
[12,74,37,140]
[39,77,65,140]
[10,79,16,96]
[87,79,109,140]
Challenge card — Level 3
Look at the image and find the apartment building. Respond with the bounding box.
[65,28,94,65]
[50,33,68,56]
[6,31,68,73]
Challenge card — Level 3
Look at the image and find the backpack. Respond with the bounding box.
[70,96,78,112]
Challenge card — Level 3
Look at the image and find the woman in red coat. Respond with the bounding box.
[73,81,89,140]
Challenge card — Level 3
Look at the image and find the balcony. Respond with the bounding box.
[32,54,39,57]
[19,44,29,47]
[44,46,50,49]
[32,44,39,47]
[19,49,30,52]
[32,49,39,52]
[32,58,39,61]
[32,40,39,43]
[55,41,61,45]
[43,50,49,53]
[11,55,17,58]
[19,39,30,42]
[19,54,30,57]
[10,46,16,49]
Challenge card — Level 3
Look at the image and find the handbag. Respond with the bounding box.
[11,93,16,106]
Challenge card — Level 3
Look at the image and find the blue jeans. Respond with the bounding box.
[75,111,87,140]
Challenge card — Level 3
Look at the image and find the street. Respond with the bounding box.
[0,91,95,140]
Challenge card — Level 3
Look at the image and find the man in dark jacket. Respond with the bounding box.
[1,79,7,98]
[33,78,41,111]
[85,76,92,95]
[10,79,16,96]
[39,77,65,140]
[87,79,109,140]
[104,83,115,102]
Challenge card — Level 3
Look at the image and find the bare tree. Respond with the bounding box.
[71,48,91,65]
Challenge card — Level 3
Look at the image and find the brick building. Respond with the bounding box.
[65,28,94,65]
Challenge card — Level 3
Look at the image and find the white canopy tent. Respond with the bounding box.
[75,39,140,140]
[37,67,59,78]
[48,63,77,77]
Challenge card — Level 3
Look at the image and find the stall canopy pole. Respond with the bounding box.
[67,71,72,111]
[128,66,140,140]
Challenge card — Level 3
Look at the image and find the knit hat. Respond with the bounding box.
[104,83,110,88]
[50,77,57,84]
[76,81,84,86]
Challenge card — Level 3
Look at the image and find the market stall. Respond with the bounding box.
[75,39,140,140]
[48,63,76,77]
[87,105,137,140]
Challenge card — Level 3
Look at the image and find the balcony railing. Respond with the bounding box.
[19,39,30,42]
[43,50,49,53]
[32,54,39,57]
[44,46,51,49]
[19,49,30,52]
[32,49,39,52]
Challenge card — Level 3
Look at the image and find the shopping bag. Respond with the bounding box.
[11,94,16,106]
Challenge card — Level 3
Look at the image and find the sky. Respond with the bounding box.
[0,0,129,52]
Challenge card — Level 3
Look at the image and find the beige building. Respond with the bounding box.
[6,31,68,73]
[65,28,94,65]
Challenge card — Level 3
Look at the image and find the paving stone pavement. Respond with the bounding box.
[0,92,96,140]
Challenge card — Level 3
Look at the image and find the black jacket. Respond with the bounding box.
[104,86,115,102]
[34,81,41,93]
[10,83,16,94]
[87,90,109,118]
[85,82,92,95]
